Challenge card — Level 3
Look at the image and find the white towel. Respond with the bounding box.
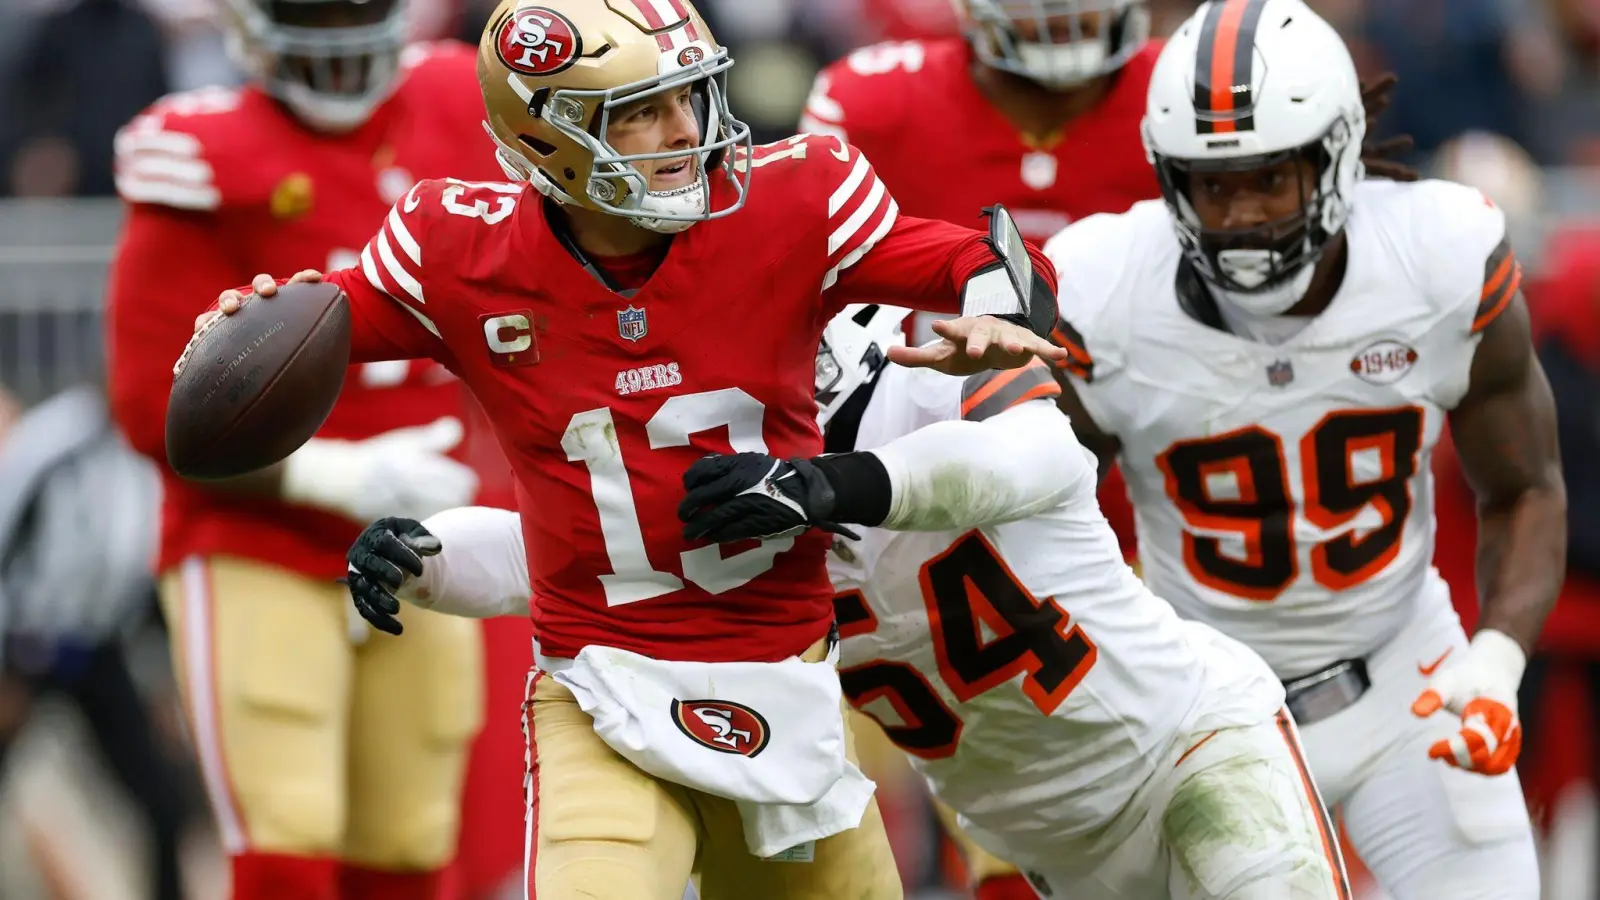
[539,640,876,856]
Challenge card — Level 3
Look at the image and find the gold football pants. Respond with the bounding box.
[523,640,903,900]
[159,555,484,870]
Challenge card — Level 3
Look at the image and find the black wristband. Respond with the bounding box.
[810,451,892,527]
[986,312,1032,329]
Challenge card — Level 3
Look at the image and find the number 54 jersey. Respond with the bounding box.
[1048,180,1518,680]
[826,363,1285,863]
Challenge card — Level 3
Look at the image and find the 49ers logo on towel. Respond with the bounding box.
[671,699,771,757]
[495,7,581,77]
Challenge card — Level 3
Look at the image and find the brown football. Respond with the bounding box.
[165,281,351,480]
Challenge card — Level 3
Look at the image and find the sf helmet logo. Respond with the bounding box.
[671,699,771,757]
[496,7,581,77]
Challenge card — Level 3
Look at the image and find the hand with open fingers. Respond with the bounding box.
[885,315,1068,376]
[1411,628,1527,776]
[342,517,441,635]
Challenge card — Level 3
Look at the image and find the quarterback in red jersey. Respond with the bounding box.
[192,1,1065,897]
[104,3,504,899]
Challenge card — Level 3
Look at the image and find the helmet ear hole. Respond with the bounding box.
[520,135,558,157]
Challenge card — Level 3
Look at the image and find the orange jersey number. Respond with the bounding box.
[1156,406,1425,601]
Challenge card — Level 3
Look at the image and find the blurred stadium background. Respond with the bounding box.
[3,0,1600,897]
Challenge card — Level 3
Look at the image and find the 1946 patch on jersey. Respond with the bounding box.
[1349,340,1418,385]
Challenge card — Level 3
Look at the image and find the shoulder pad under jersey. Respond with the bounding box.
[1044,200,1172,384]
[393,40,485,129]
[113,87,259,212]
[1377,178,1516,335]
[736,134,899,291]
[799,40,943,144]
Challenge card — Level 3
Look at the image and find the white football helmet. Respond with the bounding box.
[953,0,1149,90]
[218,0,409,132]
[1142,0,1365,315]
[816,304,909,430]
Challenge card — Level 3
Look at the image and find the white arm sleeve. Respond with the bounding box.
[871,399,1090,532]
[397,506,530,618]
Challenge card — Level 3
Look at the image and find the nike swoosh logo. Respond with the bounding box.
[403,186,421,213]
[1418,648,1453,677]
[829,136,850,162]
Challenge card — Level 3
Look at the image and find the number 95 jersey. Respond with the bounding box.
[1047,180,1520,679]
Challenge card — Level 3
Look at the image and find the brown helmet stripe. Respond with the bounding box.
[1192,0,1270,134]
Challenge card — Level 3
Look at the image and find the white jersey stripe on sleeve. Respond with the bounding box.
[361,245,441,337]
[386,206,422,265]
[827,154,870,217]
[376,230,424,304]
[118,152,214,187]
[113,126,202,159]
[823,198,897,290]
[828,174,887,256]
[114,176,221,211]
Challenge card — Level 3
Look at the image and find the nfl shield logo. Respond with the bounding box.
[617,305,648,342]
[1266,359,1295,387]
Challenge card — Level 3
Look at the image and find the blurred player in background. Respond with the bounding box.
[1048,1,1560,897]
[103,1,506,897]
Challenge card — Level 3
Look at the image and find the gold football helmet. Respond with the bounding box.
[951,0,1149,89]
[217,0,409,132]
[478,0,753,233]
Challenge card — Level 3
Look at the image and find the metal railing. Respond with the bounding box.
[0,199,124,406]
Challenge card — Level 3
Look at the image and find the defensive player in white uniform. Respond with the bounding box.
[342,301,1353,899]
[1043,1,1564,897]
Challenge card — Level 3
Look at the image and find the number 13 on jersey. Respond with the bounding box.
[562,387,794,607]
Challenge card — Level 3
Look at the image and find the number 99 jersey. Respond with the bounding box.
[826,362,1285,864]
[1047,180,1519,680]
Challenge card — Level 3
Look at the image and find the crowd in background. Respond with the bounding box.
[2,0,1599,198]
[3,0,1600,897]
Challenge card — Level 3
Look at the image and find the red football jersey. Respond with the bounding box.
[321,134,1057,664]
[801,38,1161,244]
[801,37,1160,557]
[106,42,505,579]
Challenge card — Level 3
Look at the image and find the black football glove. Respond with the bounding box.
[341,516,441,636]
[678,452,860,543]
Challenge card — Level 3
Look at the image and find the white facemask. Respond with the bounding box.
[1213,249,1316,316]
[1015,39,1109,89]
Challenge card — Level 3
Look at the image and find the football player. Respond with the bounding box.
[104,2,501,898]
[342,302,1355,899]
[184,1,1067,898]
[1044,1,1560,897]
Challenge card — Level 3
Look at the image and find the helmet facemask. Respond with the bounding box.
[960,0,1149,90]
[223,0,407,132]
[1150,114,1360,315]
[495,45,753,234]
